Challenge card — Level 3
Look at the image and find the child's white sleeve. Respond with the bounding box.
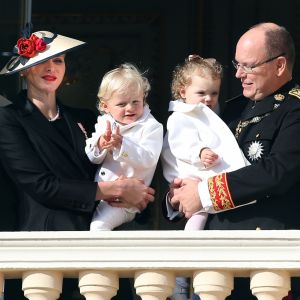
[85,116,107,164]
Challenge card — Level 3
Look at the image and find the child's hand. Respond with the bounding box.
[200,147,218,168]
[98,121,122,150]
[109,125,122,149]
[98,120,112,149]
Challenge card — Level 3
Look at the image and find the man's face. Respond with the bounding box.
[234,31,281,101]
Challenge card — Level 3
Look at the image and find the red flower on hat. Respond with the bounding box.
[17,34,46,58]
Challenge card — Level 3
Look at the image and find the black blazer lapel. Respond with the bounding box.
[14,93,92,178]
[15,95,75,154]
[60,106,94,177]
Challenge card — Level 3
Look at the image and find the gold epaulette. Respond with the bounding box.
[288,87,300,99]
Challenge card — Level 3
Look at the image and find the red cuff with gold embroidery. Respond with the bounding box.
[208,173,235,211]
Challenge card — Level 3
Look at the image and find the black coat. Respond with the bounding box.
[207,81,300,230]
[0,91,98,231]
[0,96,18,230]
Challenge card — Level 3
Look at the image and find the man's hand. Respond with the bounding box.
[168,178,183,210]
[171,178,202,218]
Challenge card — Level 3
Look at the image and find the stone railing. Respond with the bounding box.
[0,230,299,300]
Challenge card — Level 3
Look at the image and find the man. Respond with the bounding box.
[167,23,300,299]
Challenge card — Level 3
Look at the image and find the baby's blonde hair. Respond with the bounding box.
[171,55,223,100]
[97,63,150,113]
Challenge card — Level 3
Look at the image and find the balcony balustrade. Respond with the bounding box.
[0,230,299,300]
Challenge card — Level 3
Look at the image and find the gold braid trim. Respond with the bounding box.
[208,173,235,211]
[289,88,300,100]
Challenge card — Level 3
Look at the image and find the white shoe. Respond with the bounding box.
[90,201,136,231]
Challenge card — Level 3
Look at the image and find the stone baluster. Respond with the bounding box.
[22,270,63,300]
[79,270,118,300]
[193,270,233,300]
[250,270,290,300]
[0,272,3,298]
[135,270,175,300]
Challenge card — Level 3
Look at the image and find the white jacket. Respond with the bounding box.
[161,100,249,183]
[85,105,163,186]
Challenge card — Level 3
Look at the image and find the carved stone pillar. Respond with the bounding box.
[193,270,233,300]
[22,270,63,300]
[135,270,175,300]
[78,270,118,300]
[0,272,3,298]
[250,270,290,300]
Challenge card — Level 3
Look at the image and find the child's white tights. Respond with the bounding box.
[171,212,207,300]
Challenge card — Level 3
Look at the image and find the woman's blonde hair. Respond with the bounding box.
[171,55,223,100]
[97,63,150,113]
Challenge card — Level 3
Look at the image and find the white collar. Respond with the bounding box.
[168,99,206,113]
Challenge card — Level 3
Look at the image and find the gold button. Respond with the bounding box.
[122,152,128,158]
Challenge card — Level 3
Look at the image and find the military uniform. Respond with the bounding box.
[206,81,300,230]
[161,82,300,299]
[206,81,300,300]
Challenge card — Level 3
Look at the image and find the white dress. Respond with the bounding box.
[161,100,249,230]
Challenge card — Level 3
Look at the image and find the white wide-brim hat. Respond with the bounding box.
[0,30,85,75]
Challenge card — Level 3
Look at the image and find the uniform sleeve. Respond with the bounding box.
[206,104,300,211]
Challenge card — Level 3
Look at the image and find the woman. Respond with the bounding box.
[0,28,155,300]
[0,29,154,231]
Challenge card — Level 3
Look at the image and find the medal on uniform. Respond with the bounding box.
[274,94,285,101]
[247,141,264,161]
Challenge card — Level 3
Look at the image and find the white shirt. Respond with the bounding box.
[85,105,163,186]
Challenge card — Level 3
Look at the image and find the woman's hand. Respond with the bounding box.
[97,177,155,211]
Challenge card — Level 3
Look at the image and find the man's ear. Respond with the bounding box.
[276,56,287,76]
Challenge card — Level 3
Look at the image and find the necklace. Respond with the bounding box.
[48,105,60,122]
